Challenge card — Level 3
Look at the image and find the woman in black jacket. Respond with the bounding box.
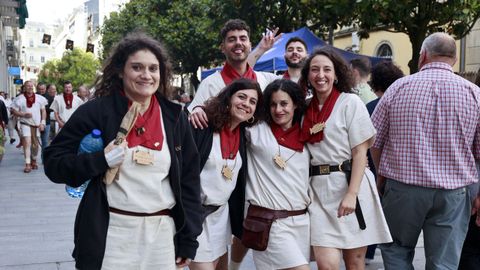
[189,78,263,270]
[43,32,202,270]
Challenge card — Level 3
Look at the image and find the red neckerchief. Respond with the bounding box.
[126,95,164,150]
[24,93,35,108]
[63,93,73,109]
[220,125,240,159]
[271,122,303,152]
[282,71,290,80]
[220,62,257,85]
[300,88,341,143]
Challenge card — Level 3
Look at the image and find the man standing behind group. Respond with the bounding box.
[371,32,480,270]
[51,81,83,130]
[188,19,277,128]
[248,36,308,83]
[11,80,47,173]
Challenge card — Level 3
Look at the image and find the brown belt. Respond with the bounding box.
[247,204,307,220]
[109,207,171,217]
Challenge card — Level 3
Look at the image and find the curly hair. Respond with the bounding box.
[299,47,355,95]
[263,79,306,126]
[370,61,404,93]
[204,78,262,132]
[220,19,250,42]
[94,31,172,98]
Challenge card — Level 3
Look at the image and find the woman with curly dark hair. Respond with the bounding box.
[298,47,391,270]
[189,78,262,270]
[44,32,202,270]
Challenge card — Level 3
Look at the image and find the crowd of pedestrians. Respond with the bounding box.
[1,18,479,270]
[0,80,90,171]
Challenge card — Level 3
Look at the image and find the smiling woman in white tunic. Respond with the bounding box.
[189,78,263,270]
[245,79,311,270]
[298,48,392,270]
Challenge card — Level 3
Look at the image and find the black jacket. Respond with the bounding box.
[44,90,203,269]
[191,125,247,239]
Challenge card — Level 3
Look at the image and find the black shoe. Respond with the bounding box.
[10,138,15,144]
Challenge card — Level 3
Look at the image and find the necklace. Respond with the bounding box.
[273,145,296,170]
[221,155,237,181]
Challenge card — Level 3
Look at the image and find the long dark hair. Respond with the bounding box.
[94,31,172,98]
[263,79,306,125]
[299,47,355,94]
[204,78,263,132]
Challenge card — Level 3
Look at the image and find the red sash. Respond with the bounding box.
[63,93,73,109]
[126,96,164,150]
[271,122,303,152]
[24,93,35,108]
[220,125,240,159]
[220,62,257,85]
[300,88,341,144]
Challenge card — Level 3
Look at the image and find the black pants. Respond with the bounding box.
[458,215,480,270]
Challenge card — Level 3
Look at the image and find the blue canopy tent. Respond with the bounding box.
[201,27,388,80]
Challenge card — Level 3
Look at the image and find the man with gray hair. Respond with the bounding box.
[371,32,480,269]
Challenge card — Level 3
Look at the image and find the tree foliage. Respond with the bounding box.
[99,0,480,83]
[356,0,480,73]
[38,48,100,93]
[100,0,221,89]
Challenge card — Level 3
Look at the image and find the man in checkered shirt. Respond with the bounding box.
[371,32,480,270]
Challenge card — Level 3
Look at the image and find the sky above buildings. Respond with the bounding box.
[26,0,85,24]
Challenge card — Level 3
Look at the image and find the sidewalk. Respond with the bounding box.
[0,138,426,269]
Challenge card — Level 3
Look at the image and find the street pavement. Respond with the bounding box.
[0,137,426,270]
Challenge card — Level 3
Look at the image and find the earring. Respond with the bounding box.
[247,116,255,124]
[334,79,338,85]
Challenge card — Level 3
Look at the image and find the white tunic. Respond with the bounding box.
[187,70,279,112]
[103,107,177,270]
[307,93,392,249]
[107,107,175,213]
[50,94,83,123]
[13,94,47,126]
[195,133,243,262]
[245,122,311,269]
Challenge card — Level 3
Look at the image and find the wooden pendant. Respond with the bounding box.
[310,122,326,135]
[273,154,287,169]
[221,165,233,180]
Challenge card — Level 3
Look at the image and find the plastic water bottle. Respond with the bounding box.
[65,129,104,198]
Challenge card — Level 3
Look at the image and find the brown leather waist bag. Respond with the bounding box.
[241,204,306,251]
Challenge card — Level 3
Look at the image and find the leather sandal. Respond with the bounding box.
[31,160,38,170]
[24,163,32,173]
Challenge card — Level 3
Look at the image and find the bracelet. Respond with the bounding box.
[192,105,205,111]
[40,120,46,125]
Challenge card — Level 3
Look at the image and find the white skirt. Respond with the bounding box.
[194,204,232,262]
[252,213,310,269]
[309,169,392,249]
[101,212,177,270]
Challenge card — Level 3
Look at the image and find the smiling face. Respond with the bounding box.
[121,49,160,104]
[24,81,34,96]
[229,89,258,129]
[270,90,296,130]
[285,41,307,68]
[221,30,252,65]
[308,54,336,103]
